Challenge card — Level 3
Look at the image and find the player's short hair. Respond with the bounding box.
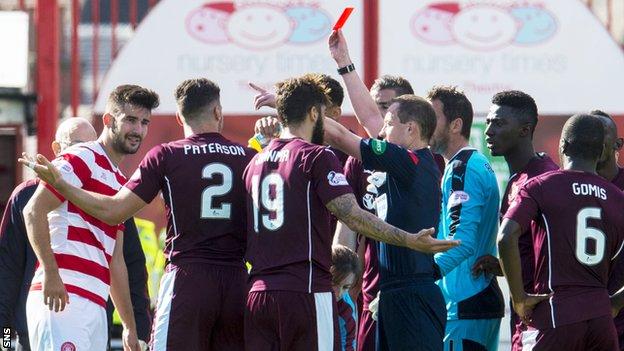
[491,90,538,134]
[426,85,473,139]
[589,109,611,119]
[275,74,330,127]
[561,114,605,161]
[391,95,437,141]
[316,73,344,108]
[174,78,221,121]
[371,75,414,96]
[106,84,160,116]
[590,109,618,134]
[331,245,361,287]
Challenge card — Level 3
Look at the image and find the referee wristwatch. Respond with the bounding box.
[337,63,355,75]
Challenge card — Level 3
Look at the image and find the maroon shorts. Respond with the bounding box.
[357,308,376,351]
[522,314,618,351]
[245,290,340,351]
[150,263,246,351]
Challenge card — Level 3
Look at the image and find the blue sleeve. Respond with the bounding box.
[434,158,491,276]
[359,139,419,184]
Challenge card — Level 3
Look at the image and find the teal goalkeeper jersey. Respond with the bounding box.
[434,147,500,320]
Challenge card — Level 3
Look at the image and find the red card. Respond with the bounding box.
[333,7,354,30]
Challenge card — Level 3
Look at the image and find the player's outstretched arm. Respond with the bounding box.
[326,193,459,253]
[19,153,147,225]
[328,30,383,138]
[498,218,550,324]
[323,117,362,160]
[109,231,140,351]
[23,184,69,312]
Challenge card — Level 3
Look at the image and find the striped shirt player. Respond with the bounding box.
[26,141,126,350]
[244,138,353,351]
[505,170,624,350]
[125,133,255,351]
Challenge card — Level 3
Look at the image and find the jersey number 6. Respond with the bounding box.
[575,207,605,266]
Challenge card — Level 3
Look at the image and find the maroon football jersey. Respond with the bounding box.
[244,138,353,293]
[344,156,379,308]
[125,133,255,266]
[502,154,559,292]
[505,170,624,329]
[611,167,624,190]
[606,167,624,337]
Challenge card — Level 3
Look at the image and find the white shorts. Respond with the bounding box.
[26,291,108,351]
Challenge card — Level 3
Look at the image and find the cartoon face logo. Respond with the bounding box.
[452,5,519,50]
[410,3,459,45]
[226,4,293,50]
[286,6,332,44]
[186,2,235,44]
[511,5,557,45]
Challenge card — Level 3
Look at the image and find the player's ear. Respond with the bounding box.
[51,141,61,156]
[519,123,532,138]
[174,112,184,127]
[615,137,623,151]
[451,117,463,135]
[102,112,113,127]
[213,103,222,121]
[309,105,319,122]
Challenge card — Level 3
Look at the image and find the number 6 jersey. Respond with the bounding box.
[124,133,255,267]
[504,169,624,329]
[243,138,353,294]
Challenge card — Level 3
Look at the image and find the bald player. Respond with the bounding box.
[0,117,96,350]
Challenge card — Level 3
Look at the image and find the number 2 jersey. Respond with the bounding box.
[125,133,255,267]
[243,138,353,293]
[505,169,624,329]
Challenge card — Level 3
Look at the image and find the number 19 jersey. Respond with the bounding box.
[504,170,624,329]
[125,133,255,266]
[244,138,353,293]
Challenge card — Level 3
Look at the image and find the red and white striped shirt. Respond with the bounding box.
[30,141,126,308]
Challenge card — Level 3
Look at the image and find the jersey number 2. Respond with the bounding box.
[251,174,284,232]
[575,207,605,266]
[201,163,233,219]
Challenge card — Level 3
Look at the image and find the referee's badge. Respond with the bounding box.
[370,139,387,155]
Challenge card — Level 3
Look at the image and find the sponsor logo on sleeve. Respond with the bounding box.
[327,171,349,186]
[448,190,470,208]
[370,139,387,155]
[53,159,74,174]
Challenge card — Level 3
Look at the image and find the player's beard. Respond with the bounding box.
[430,125,450,155]
[311,115,324,145]
[110,118,142,155]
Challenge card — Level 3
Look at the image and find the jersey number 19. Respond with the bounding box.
[251,174,285,233]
